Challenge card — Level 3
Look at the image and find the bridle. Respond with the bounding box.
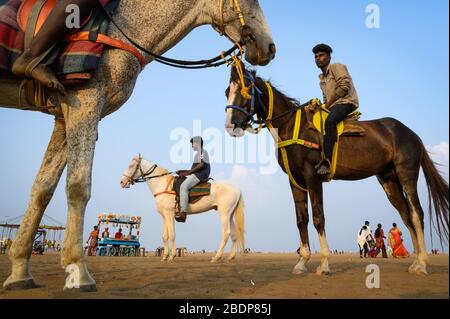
[218,0,247,36]
[225,73,314,134]
[122,155,173,186]
[225,72,262,131]
[100,0,253,69]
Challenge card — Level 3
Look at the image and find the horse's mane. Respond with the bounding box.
[250,69,303,110]
[141,157,169,173]
[230,65,303,111]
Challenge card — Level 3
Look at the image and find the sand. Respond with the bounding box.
[0,253,448,299]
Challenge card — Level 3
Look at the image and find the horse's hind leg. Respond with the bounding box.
[3,119,67,290]
[396,168,429,274]
[212,209,232,263]
[376,169,419,257]
[290,186,311,274]
[228,210,238,261]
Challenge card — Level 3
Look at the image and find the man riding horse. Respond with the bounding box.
[12,0,97,93]
[313,43,359,176]
[175,136,211,223]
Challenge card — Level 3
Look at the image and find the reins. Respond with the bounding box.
[123,156,174,185]
[99,0,249,69]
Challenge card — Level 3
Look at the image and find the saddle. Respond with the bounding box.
[173,176,212,212]
[310,106,366,137]
[0,0,144,106]
[307,104,365,182]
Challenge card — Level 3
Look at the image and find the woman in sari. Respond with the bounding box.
[388,223,410,258]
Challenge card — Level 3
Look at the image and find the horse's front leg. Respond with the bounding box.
[167,212,176,262]
[61,97,102,291]
[3,119,67,290]
[160,213,169,262]
[290,185,311,274]
[306,169,331,276]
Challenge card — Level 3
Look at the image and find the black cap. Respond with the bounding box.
[190,136,203,145]
[312,43,333,54]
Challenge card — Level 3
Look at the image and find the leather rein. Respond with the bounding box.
[123,156,173,186]
[99,0,251,69]
[226,74,312,133]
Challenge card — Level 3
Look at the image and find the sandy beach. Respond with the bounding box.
[0,252,448,299]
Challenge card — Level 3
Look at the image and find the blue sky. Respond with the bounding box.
[0,0,448,253]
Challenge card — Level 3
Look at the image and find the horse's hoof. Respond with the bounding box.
[292,268,307,275]
[3,277,37,290]
[408,262,428,275]
[227,256,236,262]
[79,284,97,292]
[315,268,331,276]
[63,283,97,292]
[211,257,222,263]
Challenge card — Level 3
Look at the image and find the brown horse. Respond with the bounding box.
[224,63,449,275]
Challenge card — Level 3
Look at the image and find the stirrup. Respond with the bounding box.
[316,159,331,176]
[175,212,187,223]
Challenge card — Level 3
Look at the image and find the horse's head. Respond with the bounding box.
[212,0,276,66]
[225,61,259,137]
[120,154,144,188]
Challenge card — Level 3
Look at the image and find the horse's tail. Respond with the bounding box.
[233,193,245,252]
[421,146,449,245]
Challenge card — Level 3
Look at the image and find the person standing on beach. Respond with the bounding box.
[87,225,99,256]
[375,224,388,258]
[357,225,370,258]
[388,223,410,258]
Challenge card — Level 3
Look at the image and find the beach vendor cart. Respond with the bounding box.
[97,213,142,256]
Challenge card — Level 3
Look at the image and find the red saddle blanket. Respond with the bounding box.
[0,0,143,85]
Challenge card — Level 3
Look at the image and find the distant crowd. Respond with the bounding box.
[358,221,409,258]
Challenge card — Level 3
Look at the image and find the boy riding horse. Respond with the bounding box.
[313,43,359,176]
[175,136,211,223]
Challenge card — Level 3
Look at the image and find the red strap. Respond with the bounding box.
[66,32,146,68]
[154,176,176,198]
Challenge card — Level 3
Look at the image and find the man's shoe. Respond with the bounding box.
[316,159,331,176]
[175,212,187,223]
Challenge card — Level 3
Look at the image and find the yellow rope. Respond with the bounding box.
[219,0,246,35]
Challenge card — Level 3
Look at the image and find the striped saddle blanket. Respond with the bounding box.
[0,0,117,85]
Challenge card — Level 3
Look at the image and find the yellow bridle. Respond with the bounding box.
[219,0,247,35]
[218,0,253,100]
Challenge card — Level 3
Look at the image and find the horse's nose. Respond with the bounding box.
[269,43,276,58]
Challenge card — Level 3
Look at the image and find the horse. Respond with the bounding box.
[1,0,275,291]
[223,63,449,276]
[120,154,245,263]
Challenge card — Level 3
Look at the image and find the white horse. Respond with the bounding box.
[2,0,274,291]
[120,155,245,263]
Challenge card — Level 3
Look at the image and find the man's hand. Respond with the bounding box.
[179,172,189,178]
